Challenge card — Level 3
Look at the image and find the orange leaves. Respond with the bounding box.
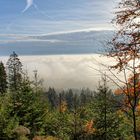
[136,101,140,112]
[84,120,96,134]
[114,88,122,95]
[136,101,140,116]
[108,0,140,72]
[128,73,140,83]
[115,86,135,97]
[136,104,140,111]
[115,73,140,112]
[115,73,140,97]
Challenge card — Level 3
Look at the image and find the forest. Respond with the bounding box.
[1,0,140,140]
[0,51,139,140]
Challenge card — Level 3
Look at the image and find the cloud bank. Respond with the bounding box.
[0,54,123,90]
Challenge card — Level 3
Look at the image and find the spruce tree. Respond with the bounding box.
[0,61,7,94]
[91,77,121,140]
[6,52,23,91]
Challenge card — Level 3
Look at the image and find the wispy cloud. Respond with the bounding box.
[22,0,34,13]
[0,0,119,35]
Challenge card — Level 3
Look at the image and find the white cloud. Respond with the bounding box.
[22,0,34,13]
[0,29,113,44]
[0,54,124,90]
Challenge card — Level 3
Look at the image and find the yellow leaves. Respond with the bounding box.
[59,101,67,113]
[33,136,60,140]
[137,118,140,133]
[84,120,96,134]
[116,110,124,117]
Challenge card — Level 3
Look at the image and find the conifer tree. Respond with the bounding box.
[91,77,121,139]
[47,87,58,108]
[6,52,23,91]
[0,61,7,94]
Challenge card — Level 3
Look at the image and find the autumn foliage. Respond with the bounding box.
[115,74,140,112]
[84,120,96,134]
[108,0,140,139]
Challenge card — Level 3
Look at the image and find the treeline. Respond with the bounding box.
[46,88,94,110]
[0,52,140,140]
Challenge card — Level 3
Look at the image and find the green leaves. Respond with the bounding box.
[0,61,7,94]
[7,52,23,91]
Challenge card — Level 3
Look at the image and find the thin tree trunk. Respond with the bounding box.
[132,108,137,140]
[132,52,137,140]
[104,76,107,140]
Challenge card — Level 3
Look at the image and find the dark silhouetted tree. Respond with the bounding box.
[47,87,58,108]
[0,61,7,94]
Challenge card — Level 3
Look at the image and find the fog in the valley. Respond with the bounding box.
[0,54,124,90]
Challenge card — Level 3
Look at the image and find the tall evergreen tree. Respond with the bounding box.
[47,87,58,108]
[6,52,23,91]
[65,89,74,109]
[0,61,7,94]
[91,77,122,140]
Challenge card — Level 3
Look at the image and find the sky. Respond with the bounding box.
[0,0,119,35]
[0,0,122,89]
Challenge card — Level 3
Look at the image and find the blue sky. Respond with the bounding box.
[0,0,120,56]
[0,0,121,88]
[0,0,119,35]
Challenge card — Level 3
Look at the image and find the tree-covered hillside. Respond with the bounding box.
[0,52,140,140]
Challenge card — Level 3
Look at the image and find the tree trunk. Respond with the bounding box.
[132,108,137,140]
